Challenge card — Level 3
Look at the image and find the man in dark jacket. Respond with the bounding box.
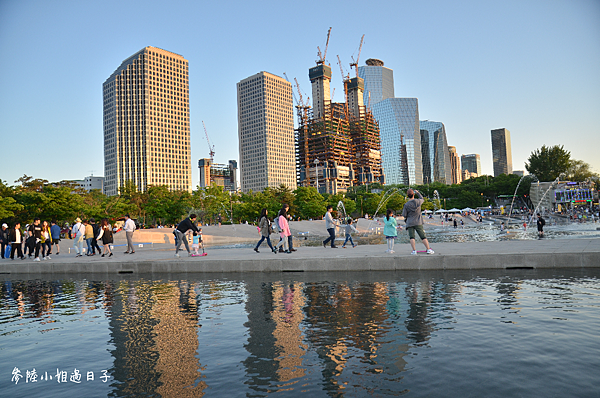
[401,189,434,255]
[9,222,25,260]
[537,214,546,237]
[1,223,9,259]
[90,219,102,255]
[174,214,199,257]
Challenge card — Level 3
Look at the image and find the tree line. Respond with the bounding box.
[1,145,596,227]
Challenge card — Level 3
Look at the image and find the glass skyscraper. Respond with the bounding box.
[491,128,513,177]
[420,121,452,184]
[372,98,422,185]
[461,154,481,175]
[358,58,394,107]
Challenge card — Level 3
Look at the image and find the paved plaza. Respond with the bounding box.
[1,222,597,274]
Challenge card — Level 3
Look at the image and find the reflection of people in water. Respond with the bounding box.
[405,283,434,344]
[282,284,294,323]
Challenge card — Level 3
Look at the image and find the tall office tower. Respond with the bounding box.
[358,58,395,106]
[420,120,452,185]
[103,46,191,196]
[461,154,481,175]
[371,98,422,185]
[448,146,462,184]
[491,128,513,177]
[237,72,295,193]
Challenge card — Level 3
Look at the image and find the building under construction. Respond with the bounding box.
[198,158,238,192]
[296,34,384,194]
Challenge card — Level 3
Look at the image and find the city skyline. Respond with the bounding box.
[1,0,599,187]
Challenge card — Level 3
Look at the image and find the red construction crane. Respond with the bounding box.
[202,121,215,162]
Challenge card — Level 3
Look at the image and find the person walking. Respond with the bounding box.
[123,214,136,254]
[84,220,95,256]
[0,223,9,259]
[254,208,277,254]
[90,219,102,255]
[537,214,546,237]
[72,218,85,257]
[50,221,61,255]
[96,218,114,257]
[41,220,52,260]
[322,205,338,248]
[29,218,43,262]
[401,189,434,255]
[9,222,25,260]
[276,206,292,254]
[383,209,399,253]
[341,218,358,248]
[24,224,35,258]
[174,214,200,257]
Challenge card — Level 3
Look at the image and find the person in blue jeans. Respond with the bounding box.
[342,218,358,248]
[322,205,339,248]
[50,221,62,255]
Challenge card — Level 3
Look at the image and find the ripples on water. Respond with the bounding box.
[1,269,599,397]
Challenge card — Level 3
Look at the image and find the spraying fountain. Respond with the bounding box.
[506,174,537,227]
[529,173,566,224]
[364,188,406,233]
[336,200,348,224]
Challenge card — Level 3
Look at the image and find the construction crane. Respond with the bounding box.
[349,34,365,77]
[336,55,349,120]
[202,121,215,162]
[283,72,299,106]
[316,27,332,65]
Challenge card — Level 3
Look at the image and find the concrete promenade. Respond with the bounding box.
[1,238,598,275]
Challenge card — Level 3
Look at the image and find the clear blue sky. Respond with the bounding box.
[1,0,598,187]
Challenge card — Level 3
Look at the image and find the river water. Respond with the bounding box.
[1,269,599,397]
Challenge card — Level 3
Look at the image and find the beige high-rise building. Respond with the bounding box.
[448,146,462,185]
[237,72,295,193]
[103,46,191,196]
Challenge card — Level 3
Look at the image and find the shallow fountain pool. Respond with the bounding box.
[1,268,599,397]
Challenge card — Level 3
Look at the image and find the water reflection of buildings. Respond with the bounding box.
[272,283,307,383]
[243,281,308,393]
[108,280,204,397]
[1,276,465,396]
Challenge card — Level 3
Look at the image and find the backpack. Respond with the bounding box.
[273,217,281,233]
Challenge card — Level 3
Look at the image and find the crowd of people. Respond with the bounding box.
[7,189,589,262]
[0,216,119,261]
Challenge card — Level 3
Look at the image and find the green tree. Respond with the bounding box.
[0,180,23,221]
[525,145,571,181]
[273,184,295,215]
[566,159,599,182]
[293,187,326,220]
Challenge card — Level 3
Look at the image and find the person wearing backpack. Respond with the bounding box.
[71,218,85,257]
[275,205,292,254]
